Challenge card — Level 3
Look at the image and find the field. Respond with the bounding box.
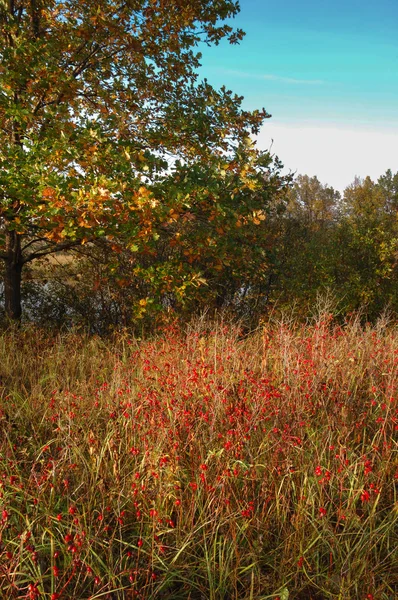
[0,314,397,599]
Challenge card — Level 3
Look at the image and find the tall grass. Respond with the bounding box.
[0,315,397,599]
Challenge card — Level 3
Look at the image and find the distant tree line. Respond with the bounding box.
[271,169,398,320]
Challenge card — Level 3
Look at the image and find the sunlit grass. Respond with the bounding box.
[0,315,397,599]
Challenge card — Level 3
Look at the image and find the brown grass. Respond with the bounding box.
[0,314,397,599]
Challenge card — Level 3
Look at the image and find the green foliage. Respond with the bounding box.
[1,3,396,326]
[267,171,398,321]
[270,175,342,313]
[331,174,398,317]
[0,0,287,321]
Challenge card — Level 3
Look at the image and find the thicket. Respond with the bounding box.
[273,170,398,320]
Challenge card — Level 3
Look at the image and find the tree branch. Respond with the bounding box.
[29,0,41,38]
[21,236,50,252]
[23,239,91,264]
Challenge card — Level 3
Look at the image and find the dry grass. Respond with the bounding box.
[0,314,397,599]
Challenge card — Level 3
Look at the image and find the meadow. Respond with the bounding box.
[0,313,397,599]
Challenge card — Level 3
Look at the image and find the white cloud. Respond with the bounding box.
[222,70,326,85]
[260,74,325,85]
[257,122,398,192]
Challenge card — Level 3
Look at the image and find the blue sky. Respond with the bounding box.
[198,0,398,191]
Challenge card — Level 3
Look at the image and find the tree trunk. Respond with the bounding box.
[4,230,23,321]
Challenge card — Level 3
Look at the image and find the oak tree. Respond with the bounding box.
[0,0,273,321]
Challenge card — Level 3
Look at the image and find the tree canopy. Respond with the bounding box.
[0,0,285,321]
